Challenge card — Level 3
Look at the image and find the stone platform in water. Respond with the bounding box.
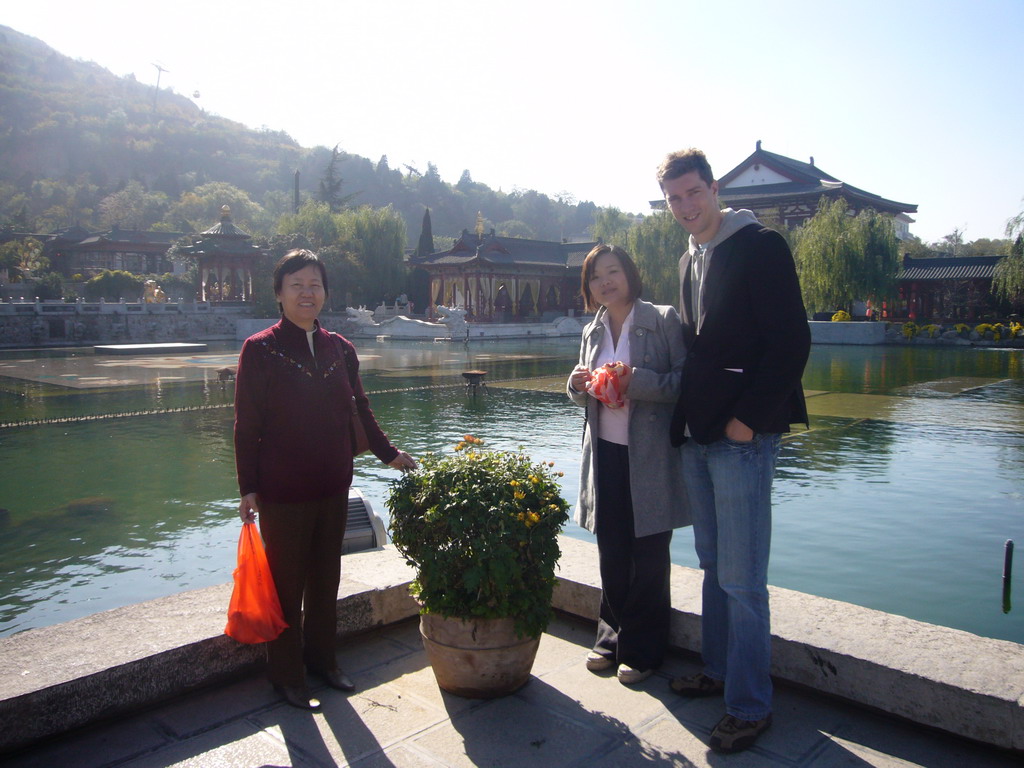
[93,342,208,355]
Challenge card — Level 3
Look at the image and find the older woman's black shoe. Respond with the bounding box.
[274,684,321,710]
[319,668,355,691]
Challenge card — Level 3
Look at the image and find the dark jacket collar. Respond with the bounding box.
[274,316,328,348]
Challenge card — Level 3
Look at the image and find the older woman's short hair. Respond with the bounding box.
[273,249,329,297]
[580,244,642,313]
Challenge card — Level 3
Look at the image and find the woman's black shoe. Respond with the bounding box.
[274,684,321,710]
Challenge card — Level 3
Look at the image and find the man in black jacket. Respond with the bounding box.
[658,149,810,754]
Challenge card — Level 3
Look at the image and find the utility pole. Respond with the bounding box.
[152,63,169,113]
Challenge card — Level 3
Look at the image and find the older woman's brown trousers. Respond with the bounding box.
[259,493,348,687]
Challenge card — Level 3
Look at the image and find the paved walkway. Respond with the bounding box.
[5,614,1017,768]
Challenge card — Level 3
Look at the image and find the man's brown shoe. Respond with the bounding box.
[669,672,724,697]
[709,713,772,753]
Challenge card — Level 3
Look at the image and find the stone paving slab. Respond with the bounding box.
[5,614,1022,768]
[4,541,1024,763]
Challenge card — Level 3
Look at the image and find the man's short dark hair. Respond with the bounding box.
[657,149,715,190]
[580,244,643,313]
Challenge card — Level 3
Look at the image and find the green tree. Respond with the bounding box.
[961,237,1011,257]
[0,237,46,282]
[935,227,966,257]
[994,202,1024,311]
[34,271,64,301]
[590,207,634,243]
[415,208,435,258]
[901,235,934,259]
[167,182,264,234]
[83,269,144,301]
[317,144,358,213]
[277,200,340,249]
[98,181,168,229]
[622,211,688,307]
[494,220,535,239]
[791,198,900,314]
[992,235,1024,312]
[338,205,407,306]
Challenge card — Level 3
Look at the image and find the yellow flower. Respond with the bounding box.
[514,490,526,500]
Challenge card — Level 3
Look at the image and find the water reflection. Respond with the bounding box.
[0,340,1022,644]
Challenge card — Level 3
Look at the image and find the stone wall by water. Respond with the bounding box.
[0,301,244,347]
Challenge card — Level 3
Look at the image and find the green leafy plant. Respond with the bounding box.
[901,321,918,338]
[386,435,570,639]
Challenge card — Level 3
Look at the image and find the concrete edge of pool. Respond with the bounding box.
[0,536,1021,755]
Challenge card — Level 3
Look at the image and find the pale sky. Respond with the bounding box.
[4,0,1022,244]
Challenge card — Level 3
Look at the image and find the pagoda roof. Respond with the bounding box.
[718,142,917,215]
[651,142,917,216]
[897,254,1003,281]
[177,206,262,259]
[200,209,252,238]
[411,229,596,270]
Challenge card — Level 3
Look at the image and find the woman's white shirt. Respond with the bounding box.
[593,306,633,445]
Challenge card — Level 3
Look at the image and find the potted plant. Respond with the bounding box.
[386,434,570,698]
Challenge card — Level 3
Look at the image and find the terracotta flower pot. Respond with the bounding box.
[419,614,541,699]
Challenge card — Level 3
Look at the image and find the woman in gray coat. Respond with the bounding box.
[568,244,689,684]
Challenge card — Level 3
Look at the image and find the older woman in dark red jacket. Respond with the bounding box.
[234,249,415,710]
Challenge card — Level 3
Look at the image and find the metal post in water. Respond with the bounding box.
[1003,539,1014,614]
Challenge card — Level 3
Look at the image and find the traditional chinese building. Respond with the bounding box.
[409,228,596,321]
[48,226,182,277]
[177,206,263,302]
[652,141,918,239]
[894,254,1003,321]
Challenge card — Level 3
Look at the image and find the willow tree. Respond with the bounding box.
[276,199,340,249]
[623,210,688,307]
[337,204,407,307]
[589,206,634,244]
[992,235,1024,313]
[792,198,899,314]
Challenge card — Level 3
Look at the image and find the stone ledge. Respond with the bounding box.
[808,320,887,345]
[1,538,1022,754]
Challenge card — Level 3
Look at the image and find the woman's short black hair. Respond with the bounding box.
[579,244,642,313]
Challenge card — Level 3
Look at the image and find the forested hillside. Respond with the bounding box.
[0,24,606,244]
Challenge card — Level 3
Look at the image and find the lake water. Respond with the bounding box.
[0,339,1021,644]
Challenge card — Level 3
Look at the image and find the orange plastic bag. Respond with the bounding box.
[225,523,288,643]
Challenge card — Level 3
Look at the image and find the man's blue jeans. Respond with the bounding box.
[682,432,781,721]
